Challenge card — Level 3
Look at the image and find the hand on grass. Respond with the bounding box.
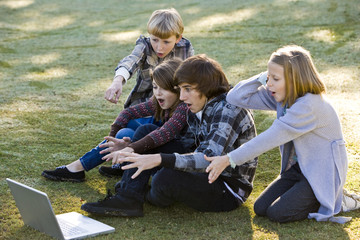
[205,155,230,184]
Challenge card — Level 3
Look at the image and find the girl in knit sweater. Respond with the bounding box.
[205,45,351,223]
[42,58,193,182]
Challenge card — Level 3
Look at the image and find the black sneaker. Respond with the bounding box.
[98,166,124,178]
[81,190,143,217]
[42,166,85,182]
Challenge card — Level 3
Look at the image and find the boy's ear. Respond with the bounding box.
[175,34,182,44]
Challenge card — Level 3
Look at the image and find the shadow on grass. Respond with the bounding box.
[252,214,351,239]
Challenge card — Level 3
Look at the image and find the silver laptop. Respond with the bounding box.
[6,178,115,240]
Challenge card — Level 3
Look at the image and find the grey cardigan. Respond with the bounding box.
[227,72,349,223]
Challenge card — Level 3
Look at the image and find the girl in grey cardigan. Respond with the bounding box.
[205,45,351,223]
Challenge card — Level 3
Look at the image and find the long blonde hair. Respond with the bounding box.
[269,45,326,107]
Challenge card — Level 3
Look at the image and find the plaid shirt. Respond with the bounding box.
[115,35,194,108]
[162,93,258,199]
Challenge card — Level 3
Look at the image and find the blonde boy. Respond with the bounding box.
[105,8,194,107]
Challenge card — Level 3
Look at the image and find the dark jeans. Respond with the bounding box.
[253,163,320,223]
[147,168,239,212]
[115,124,189,202]
[116,124,239,212]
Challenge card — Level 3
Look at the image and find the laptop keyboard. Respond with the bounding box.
[58,218,88,236]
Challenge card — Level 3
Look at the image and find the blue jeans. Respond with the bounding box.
[79,117,160,171]
[253,163,320,223]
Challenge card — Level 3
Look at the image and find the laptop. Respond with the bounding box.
[6,178,115,240]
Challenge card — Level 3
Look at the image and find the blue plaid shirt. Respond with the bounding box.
[161,93,258,199]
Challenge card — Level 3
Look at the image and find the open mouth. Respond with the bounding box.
[268,89,275,97]
[158,99,165,105]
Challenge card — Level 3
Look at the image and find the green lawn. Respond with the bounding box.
[1,0,359,239]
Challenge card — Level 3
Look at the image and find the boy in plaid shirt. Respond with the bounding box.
[104,8,194,107]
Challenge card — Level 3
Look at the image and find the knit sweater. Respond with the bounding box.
[110,98,189,154]
[226,73,349,223]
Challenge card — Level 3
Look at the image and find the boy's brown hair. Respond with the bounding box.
[174,54,230,99]
[147,8,184,39]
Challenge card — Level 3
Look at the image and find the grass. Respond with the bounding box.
[1,0,359,239]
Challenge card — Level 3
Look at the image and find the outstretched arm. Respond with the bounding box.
[105,36,147,104]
